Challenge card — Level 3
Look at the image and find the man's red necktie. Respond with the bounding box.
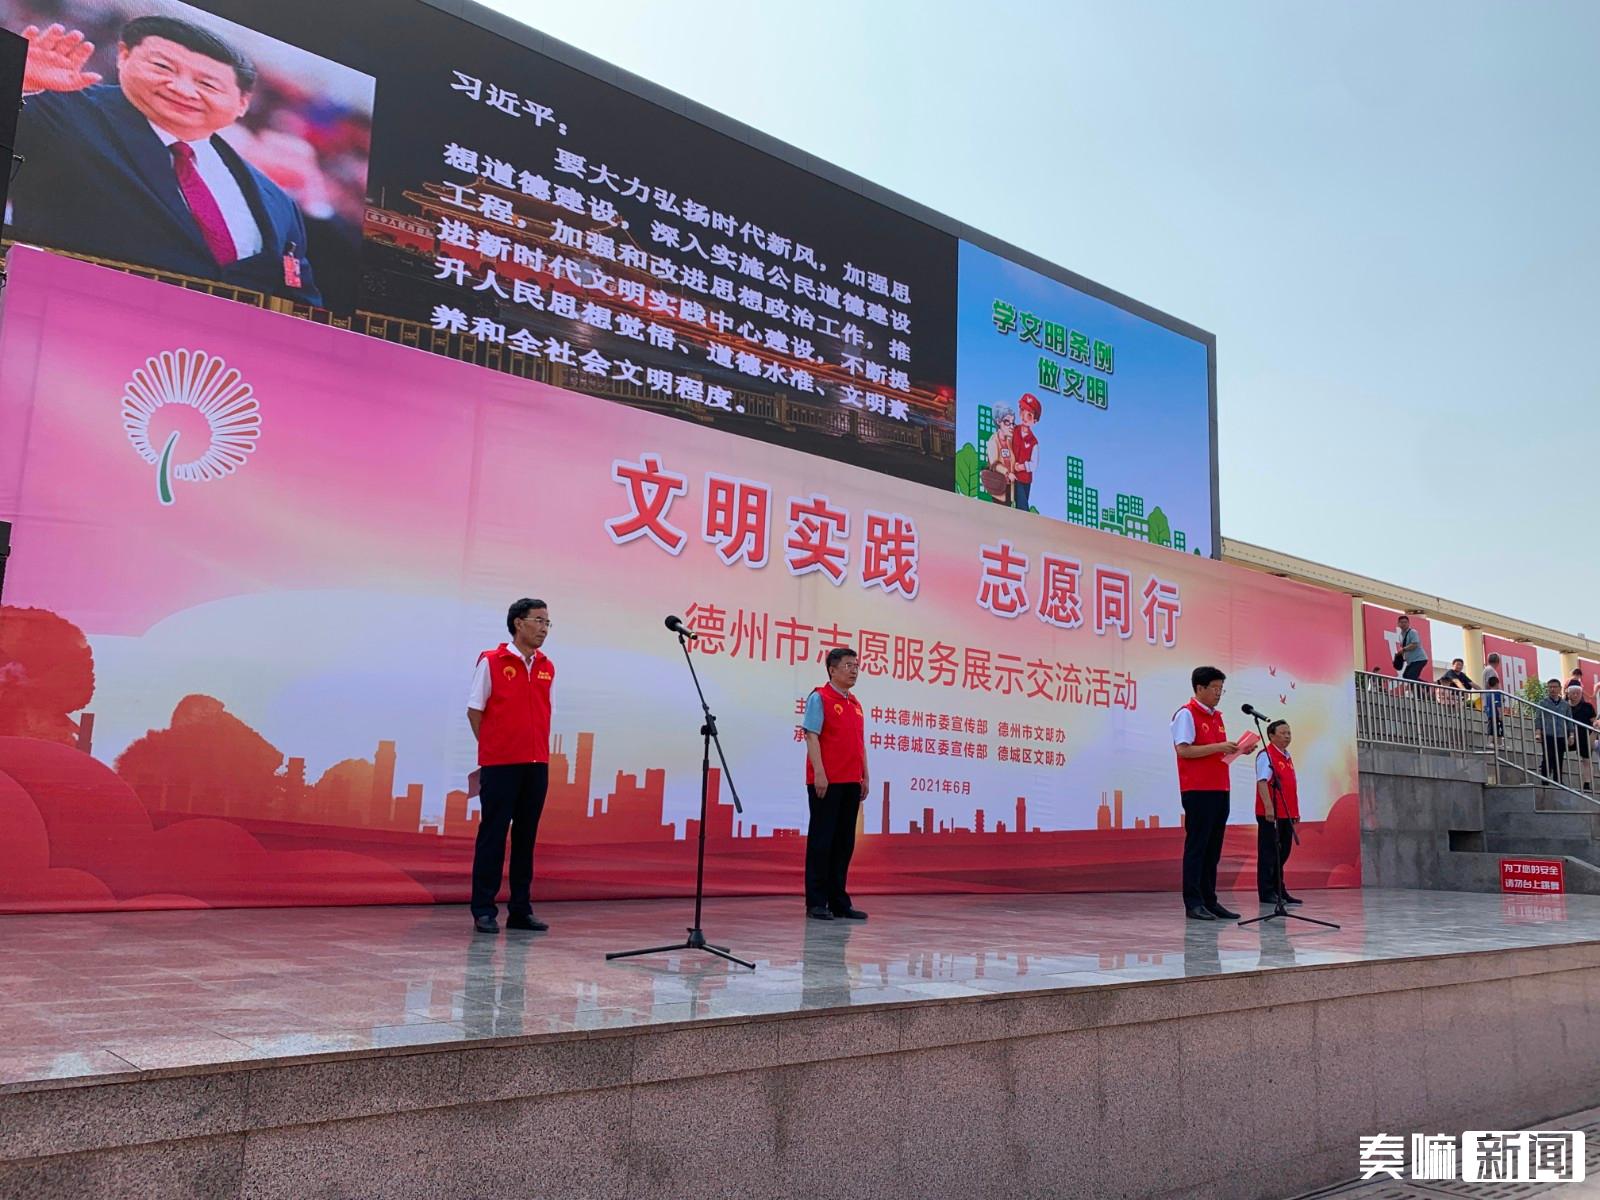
[169,142,239,266]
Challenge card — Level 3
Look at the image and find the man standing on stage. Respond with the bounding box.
[466,598,554,934]
[802,647,869,922]
[1255,719,1302,905]
[1173,666,1240,921]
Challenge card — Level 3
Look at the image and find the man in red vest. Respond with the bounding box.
[1172,665,1241,920]
[802,646,869,921]
[466,597,555,934]
[1255,719,1302,904]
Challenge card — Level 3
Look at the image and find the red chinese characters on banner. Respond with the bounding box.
[606,454,689,553]
[682,604,1137,710]
[702,473,770,567]
[977,541,1030,618]
[1093,566,1134,640]
[1037,555,1084,629]
[1141,576,1182,647]
[785,494,850,584]
[861,511,919,599]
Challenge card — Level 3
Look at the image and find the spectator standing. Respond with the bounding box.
[1566,683,1596,792]
[1535,679,1572,784]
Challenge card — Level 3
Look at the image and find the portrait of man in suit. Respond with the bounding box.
[9,15,325,305]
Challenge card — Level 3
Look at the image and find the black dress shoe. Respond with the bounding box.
[473,915,499,934]
[507,914,549,931]
[1258,893,1280,903]
[1281,893,1303,905]
[832,907,868,920]
[807,906,835,920]
[1186,905,1216,921]
[1206,903,1240,920]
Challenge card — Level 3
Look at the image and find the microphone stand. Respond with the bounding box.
[1238,710,1340,932]
[607,630,755,969]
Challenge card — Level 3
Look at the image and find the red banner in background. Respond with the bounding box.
[1573,658,1600,701]
[1362,604,1432,680]
[1482,635,1538,697]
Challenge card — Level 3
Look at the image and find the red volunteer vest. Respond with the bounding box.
[476,643,554,767]
[1174,698,1230,792]
[1013,425,1038,483]
[1257,743,1300,819]
[806,684,865,785]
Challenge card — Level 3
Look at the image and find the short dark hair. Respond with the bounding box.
[1547,678,1563,687]
[122,16,258,92]
[1191,666,1225,691]
[1452,658,1464,666]
[825,646,858,672]
[1266,719,1289,737]
[506,597,547,635]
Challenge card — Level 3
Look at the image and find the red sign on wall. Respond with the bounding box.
[1574,658,1600,702]
[1482,635,1538,698]
[1500,857,1564,894]
[1362,604,1432,680]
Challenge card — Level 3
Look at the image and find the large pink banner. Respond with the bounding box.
[0,249,1359,911]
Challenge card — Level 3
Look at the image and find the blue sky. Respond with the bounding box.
[485,0,1600,638]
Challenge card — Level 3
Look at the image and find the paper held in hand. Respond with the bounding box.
[1222,730,1261,765]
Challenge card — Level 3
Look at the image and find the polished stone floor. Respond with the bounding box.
[2,888,1597,1089]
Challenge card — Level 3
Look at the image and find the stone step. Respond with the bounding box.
[1481,833,1599,865]
[1482,808,1599,840]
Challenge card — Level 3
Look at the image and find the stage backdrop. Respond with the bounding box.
[0,249,1357,912]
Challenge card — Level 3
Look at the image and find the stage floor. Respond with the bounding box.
[3,887,1598,1090]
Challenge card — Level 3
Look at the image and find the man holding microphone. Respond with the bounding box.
[1255,719,1302,905]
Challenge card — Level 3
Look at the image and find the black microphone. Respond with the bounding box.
[664,614,698,640]
[1241,703,1271,721]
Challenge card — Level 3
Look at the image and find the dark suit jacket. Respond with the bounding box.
[9,85,322,306]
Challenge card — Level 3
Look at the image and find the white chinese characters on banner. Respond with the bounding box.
[430,70,922,424]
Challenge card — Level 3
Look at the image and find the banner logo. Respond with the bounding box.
[122,349,260,506]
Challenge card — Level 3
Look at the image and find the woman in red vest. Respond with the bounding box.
[465,597,555,934]
[1255,720,1302,904]
[802,646,869,921]
[1172,665,1241,920]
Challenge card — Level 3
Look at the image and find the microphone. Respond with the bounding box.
[1241,703,1271,721]
[664,614,698,640]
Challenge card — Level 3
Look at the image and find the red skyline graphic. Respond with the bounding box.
[0,604,1361,912]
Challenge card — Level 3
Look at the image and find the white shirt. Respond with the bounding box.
[1170,699,1216,746]
[1255,749,1277,783]
[150,122,264,259]
[467,644,540,711]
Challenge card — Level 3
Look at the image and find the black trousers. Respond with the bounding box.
[1541,735,1566,783]
[1401,660,1427,681]
[1180,789,1229,908]
[805,782,862,911]
[471,762,548,919]
[1256,816,1295,897]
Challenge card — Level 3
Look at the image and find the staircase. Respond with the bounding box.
[1356,677,1600,895]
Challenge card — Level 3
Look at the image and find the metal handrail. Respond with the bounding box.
[1354,671,1599,807]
